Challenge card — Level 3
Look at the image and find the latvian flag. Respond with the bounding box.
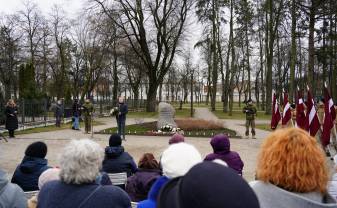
[296,90,306,129]
[305,88,320,136]
[321,87,336,147]
[271,93,281,129]
[282,92,291,125]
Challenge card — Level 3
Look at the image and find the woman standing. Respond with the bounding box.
[5,99,18,138]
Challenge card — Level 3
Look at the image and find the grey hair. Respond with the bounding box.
[59,139,104,184]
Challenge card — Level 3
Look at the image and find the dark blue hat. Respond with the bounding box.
[157,162,260,208]
[25,141,47,158]
[109,133,122,147]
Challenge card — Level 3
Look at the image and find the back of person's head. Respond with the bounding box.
[59,139,104,184]
[157,161,259,208]
[38,168,60,189]
[257,128,328,194]
[138,153,160,170]
[109,133,122,147]
[169,133,185,145]
[25,141,48,159]
[160,143,202,178]
[210,134,230,152]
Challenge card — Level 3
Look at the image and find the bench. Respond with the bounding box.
[107,172,128,186]
[24,190,39,199]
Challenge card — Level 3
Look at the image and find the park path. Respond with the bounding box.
[194,107,270,140]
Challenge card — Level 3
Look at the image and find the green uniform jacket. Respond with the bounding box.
[243,104,257,120]
[82,103,94,116]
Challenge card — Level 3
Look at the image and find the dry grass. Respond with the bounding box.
[175,118,224,131]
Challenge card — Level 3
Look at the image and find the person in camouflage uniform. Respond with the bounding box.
[82,99,94,134]
[243,99,257,138]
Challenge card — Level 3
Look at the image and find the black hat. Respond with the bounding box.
[109,133,122,147]
[25,141,48,158]
[157,162,260,208]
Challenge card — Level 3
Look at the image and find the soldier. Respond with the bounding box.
[82,99,94,134]
[242,99,257,139]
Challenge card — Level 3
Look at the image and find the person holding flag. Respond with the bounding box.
[305,86,320,137]
[322,84,337,154]
[271,93,281,130]
[296,88,306,129]
[282,91,292,127]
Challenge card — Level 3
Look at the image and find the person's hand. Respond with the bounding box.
[118,112,122,116]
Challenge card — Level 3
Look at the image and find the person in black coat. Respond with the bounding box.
[5,99,18,138]
[72,99,81,130]
[11,141,50,191]
[116,97,128,140]
[102,134,137,178]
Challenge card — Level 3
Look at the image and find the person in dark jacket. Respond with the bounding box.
[5,99,18,138]
[102,134,137,177]
[116,96,128,140]
[126,153,161,202]
[55,100,63,127]
[38,139,131,208]
[11,141,50,191]
[72,99,81,130]
[137,176,169,208]
[0,168,27,208]
[204,134,244,175]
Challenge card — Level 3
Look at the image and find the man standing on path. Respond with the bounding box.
[82,99,94,134]
[116,96,128,140]
[243,99,257,139]
[72,99,81,130]
[55,100,63,127]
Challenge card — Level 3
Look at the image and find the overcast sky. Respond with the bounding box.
[0,0,203,68]
[0,0,83,17]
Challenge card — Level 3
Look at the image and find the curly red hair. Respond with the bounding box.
[138,153,160,170]
[256,128,328,193]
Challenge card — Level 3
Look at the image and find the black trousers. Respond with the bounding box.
[8,130,15,137]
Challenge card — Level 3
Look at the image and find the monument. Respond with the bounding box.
[157,102,177,130]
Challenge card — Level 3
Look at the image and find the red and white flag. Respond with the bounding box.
[321,87,336,147]
[282,92,292,125]
[271,93,281,129]
[305,88,320,136]
[296,89,306,129]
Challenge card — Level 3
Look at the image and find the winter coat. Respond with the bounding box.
[252,181,337,208]
[0,169,27,208]
[82,102,94,117]
[204,135,244,175]
[126,169,161,202]
[243,104,257,120]
[11,156,50,191]
[137,176,169,208]
[328,173,337,201]
[55,103,63,117]
[37,180,131,208]
[102,146,137,177]
[72,102,81,117]
[116,103,128,121]
[5,105,18,130]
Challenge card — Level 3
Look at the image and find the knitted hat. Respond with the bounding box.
[160,143,202,178]
[157,162,260,208]
[25,141,48,158]
[38,168,60,189]
[109,134,122,147]
[169,133,185,145]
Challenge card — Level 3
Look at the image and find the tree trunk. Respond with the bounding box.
[211,0,218,112]
[289,0,296,103]
[307,0,316,90]
[146,81,158,112]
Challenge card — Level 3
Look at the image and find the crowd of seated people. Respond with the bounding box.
[2,129,337,208]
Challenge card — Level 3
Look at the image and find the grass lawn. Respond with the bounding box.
[214,110,271,120]
[2,120,105,136]
[99,120,239,138]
